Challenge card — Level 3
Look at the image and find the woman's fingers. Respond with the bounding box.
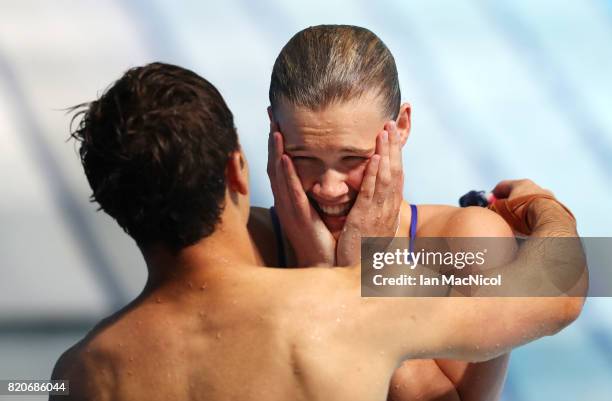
[385,121,404,192]
[374,130,399,227]
[281,154,310,215]
[351,154,380,213]
[268,132,292,209]
[374,131,391,204]
[268,131,285,186]
[386,120,403,200]
[383,122,404,223]
[274,132,284,163]
[387,121,403,178]
[361,128,402,234]
[267,132,276,180]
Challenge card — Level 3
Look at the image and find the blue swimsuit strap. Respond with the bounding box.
[409,204,418,254]
[269,206,288,268]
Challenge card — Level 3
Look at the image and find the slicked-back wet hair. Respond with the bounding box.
[269,24,401,118]
[70,62,238,251]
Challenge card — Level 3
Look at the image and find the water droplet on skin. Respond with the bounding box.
[129,357,134,362]
[187,282,193,289]
[200,283,208,290]
[216,332,222,339]
[127,370,133,376]
[198,311,205,317]
[118,343,123,348]
[156,297,162,303]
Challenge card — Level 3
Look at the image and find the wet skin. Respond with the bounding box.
[259,94,512,401]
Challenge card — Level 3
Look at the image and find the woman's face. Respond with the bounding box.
[271,94,408,238]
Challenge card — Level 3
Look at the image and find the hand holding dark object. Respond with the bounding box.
[491,179,576,236]
[459,180,576,235]
[459,190,493,207]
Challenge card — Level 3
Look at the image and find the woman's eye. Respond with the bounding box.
[291,156,316,162]
[343,156,368,162]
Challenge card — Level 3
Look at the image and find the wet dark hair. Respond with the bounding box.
[270,24,401,118]
[70,62,238,250]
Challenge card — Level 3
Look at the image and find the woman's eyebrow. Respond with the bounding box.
[340,146,374,155]
[285,145,373,155]
[285,144,308,152]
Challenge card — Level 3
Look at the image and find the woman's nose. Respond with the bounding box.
[311,170,349,200]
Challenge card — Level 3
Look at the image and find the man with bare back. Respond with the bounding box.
[50,62,584,401]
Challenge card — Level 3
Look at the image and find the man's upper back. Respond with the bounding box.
[51,266,394,401]
[51,204,579,401]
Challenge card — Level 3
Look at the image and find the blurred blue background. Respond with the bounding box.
[0,1,611,400]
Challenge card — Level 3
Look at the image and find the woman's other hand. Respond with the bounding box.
[336,121,404,266]
[267,129,336,266]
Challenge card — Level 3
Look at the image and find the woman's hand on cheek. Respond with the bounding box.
[336,122,404,266]
[267,130,336,267]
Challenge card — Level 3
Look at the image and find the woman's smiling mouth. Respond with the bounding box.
[310,198,355,218]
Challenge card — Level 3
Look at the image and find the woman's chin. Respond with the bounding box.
[322,215,347,240]
[331,230,342,241]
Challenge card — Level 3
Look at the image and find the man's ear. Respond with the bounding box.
[226,149,248,196]
[267,106,280,133]
[395,103,411,146]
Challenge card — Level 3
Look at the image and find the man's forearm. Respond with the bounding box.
[444,197,586,361]
[528,198,577,238]
[470,198,586,297]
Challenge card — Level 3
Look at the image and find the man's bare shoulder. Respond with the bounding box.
[48,304,157,401]
[416,204,513,237]
[50,330,116,401]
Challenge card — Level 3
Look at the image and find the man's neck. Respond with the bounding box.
[142,220,257,288]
